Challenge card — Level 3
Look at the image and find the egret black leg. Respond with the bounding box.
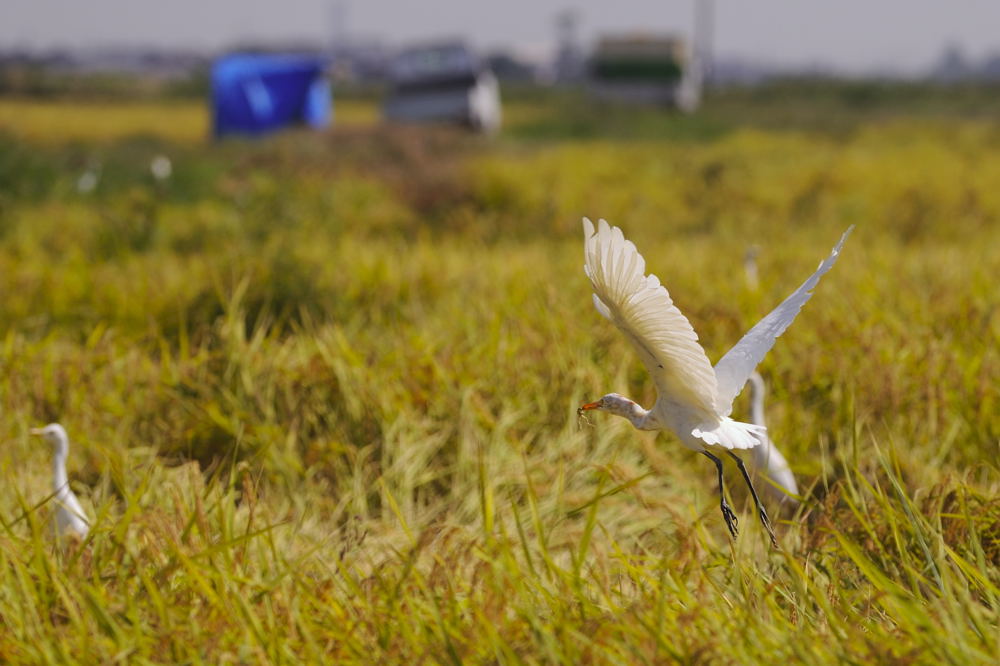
[727,451,779,549]
[702,450,739,540]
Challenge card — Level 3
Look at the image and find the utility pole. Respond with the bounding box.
[694,0,714,87]
[331,1,349,49]
[554,8,582,83]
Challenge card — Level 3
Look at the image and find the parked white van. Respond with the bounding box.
[383,41,501,133]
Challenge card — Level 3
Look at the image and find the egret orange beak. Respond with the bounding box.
[577,400,601,417]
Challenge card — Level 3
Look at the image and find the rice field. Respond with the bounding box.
[0,84,997,663]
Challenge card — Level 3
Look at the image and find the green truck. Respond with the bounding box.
[588,34,702,111]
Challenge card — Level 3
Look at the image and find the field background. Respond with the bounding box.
[0,83,998,663]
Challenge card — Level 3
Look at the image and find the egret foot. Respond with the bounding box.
[720,498,740,539]
[703,450,741,541]
[728,451,779,549]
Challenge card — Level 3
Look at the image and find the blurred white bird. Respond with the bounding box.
[746,371,799,506]
[743,245,760,290]
[579,218,851,546]
[76,168,100,194]
[150,154,173,181]
[30,424,90,540]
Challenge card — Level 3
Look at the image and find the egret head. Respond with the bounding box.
[30,423,70,455]
[577,393,655,429]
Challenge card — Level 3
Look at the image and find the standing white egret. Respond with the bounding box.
[76,168,100,194]
[30,424,90,540]
[743,245,760,290]
[150,154,173,182]
[579,218,851,546]
[747,371,799,506]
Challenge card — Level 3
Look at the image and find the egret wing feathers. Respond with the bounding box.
[60,491,89,525]
[56,491,90,537]
[583,217,718,418]
[714,226,853,416]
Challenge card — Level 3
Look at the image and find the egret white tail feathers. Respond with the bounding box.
[692,417,767,451]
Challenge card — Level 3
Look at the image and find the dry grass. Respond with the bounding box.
[0,98,379,144]
[0,88,997,663]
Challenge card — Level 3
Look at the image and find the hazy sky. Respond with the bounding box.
[3,1,1000,73]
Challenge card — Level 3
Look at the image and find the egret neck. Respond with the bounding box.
[579,393,659,430]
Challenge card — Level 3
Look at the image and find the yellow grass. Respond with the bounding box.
[0,86,997,662]
[0,98,209,143]
[0,98,379,144]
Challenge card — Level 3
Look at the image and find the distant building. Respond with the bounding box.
[587,34,701,111]
[382,41,501,133]
[931,44,971,82]
[485,51,538,83]
[930,43,1000,82]
[0,48,207,83]
[211,53,331,138]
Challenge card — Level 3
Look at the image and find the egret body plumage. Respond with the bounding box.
[747,371,799,505]
[30,423,90,540]
[579,219,851,546]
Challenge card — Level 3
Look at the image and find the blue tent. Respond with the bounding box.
[211,54,331,138]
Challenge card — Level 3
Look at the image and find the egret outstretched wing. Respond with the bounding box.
[583,218,718,417]
[714,226,853,416]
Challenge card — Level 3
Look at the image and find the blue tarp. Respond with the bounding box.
[211,54,331,138]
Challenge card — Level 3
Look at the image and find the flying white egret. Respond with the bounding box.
[30,424,90,540]
[579,218,851,546]
[747,371,799,506]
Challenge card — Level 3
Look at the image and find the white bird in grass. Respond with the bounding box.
[578,219,851,546]
[30,424,90,540]
[747,371,799,506]
[743,245,760,290]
